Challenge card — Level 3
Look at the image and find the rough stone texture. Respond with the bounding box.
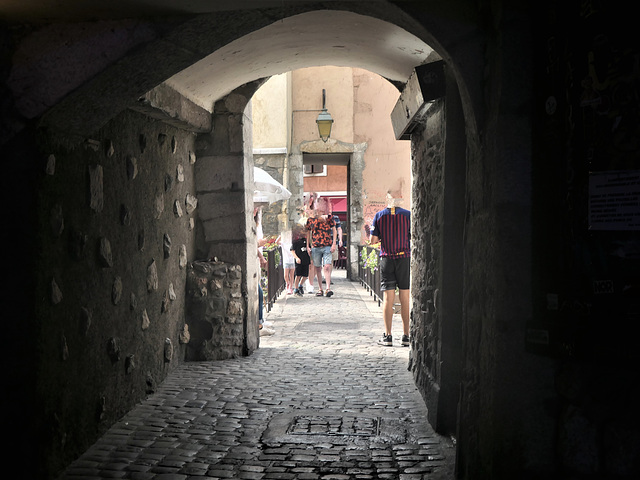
[31,108,197,477]
[3,3,639,480]
[408,99,444,431]
[185,260,244,361]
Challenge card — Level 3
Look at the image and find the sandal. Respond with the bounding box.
[316,290,324,296]
[326,290,333,297]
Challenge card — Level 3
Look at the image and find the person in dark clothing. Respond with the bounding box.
[290,225,311,297]
[370,193,411,347]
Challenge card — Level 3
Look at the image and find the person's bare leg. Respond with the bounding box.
[398,289,410,335]
[315,266,323,291]
[324,263,332,292]
[308,261,315,289]
[286,269,293,291]
[382,289,396,335]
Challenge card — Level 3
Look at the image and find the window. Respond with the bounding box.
[303,164,327,176]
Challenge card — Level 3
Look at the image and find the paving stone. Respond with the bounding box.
[58,272,455,479]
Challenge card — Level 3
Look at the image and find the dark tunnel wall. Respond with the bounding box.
[31,110,198,477]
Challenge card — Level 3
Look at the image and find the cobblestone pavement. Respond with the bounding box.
[60,270,456,479]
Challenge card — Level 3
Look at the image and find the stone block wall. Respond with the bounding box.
[33,109,197,476]
[185,260,244,361]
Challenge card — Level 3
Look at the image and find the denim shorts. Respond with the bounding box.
[311,245,333,266]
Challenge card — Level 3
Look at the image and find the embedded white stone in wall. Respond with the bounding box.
[126,156,138,180]
[185,193,198,214]
[112,276,122,305]
[50,203,64,237]
[51,277,62,304]
[189,151,196,164]
[99,237,113,267]
[176,164,184,182]
[179,245,187,269]
[147,260,158,292]
[169,282,176,301]
[125,354,135,374]
[189,218,195,230]
[174,200,183,218]
[141,309,150,330]
[164,338,173,362]
[46,154,55,175]
[154,191,164,219]
[161,291,170,313]
[163,233,172,258]
[210,278,223,292]
[179,324,190,344]
[89,165,104,212]
[171,136,177,154]
[105,139,114,157]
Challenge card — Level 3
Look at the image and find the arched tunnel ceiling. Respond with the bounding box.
[164,10,434,111]
[0,0,351,22]
[3,1,443,136]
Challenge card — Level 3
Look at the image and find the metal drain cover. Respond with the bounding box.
[287,414,379,436]
[262,410,406,445]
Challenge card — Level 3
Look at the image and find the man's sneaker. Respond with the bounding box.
[299,285,304,294]
[378,334,392,346]
[401,335,410,347]
[294,288,303,297]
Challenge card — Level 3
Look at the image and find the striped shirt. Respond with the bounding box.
[370,206,411,258]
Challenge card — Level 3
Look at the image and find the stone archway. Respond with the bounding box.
[4,2,550,478]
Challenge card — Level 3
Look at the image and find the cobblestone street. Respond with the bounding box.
[60,270,456,479]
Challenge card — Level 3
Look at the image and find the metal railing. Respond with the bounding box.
[262,247,285,312]
[357,244,382,306]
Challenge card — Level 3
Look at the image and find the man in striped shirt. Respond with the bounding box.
[370,196,411,347]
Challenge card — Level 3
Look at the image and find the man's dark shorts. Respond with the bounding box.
[295,263,310,277]
[380,256,410,291]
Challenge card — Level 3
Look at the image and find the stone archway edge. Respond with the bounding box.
[31,3,483,142]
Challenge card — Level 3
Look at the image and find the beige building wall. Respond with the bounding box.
[351,67,412,234]
[252,66,411,242]
[291,66,355,146]
[252,72,290,149]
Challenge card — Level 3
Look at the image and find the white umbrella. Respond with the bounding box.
[253,167,292,204]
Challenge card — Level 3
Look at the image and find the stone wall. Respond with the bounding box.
[32,108,197,476]
[185,260,244,361]
[408,100,445,430]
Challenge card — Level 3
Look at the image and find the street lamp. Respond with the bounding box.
[316,89,334,142]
